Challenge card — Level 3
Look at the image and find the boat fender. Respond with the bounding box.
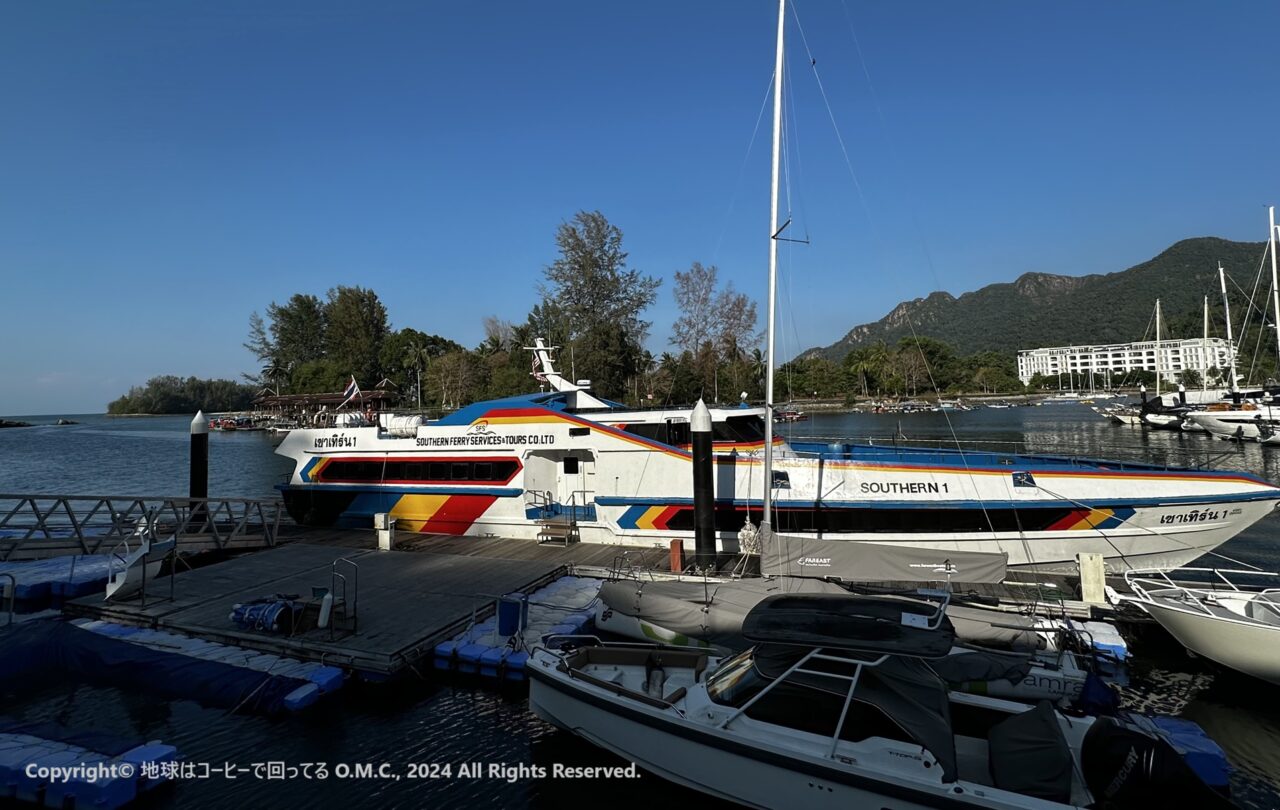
[646,663,666,698]
[317,591,334,629]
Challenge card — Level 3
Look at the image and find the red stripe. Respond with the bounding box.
[651,506,684,530]
[420,495,498,534]
[1045,509,1087,531]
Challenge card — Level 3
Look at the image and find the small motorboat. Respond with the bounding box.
[530,593,1233,809]
[1122,567,1280,685]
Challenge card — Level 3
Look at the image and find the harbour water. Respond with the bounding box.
[2,406,1279,808]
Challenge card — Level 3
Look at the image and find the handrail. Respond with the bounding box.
[1124,566,1280,617]
[0,494,283,561]
[333,557,359,633]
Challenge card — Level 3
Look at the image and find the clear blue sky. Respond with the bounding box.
[4,1,1280,415]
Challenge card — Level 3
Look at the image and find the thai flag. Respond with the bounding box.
[339,376,360,408]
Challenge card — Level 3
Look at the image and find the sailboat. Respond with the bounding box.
[1185,215,1280,442]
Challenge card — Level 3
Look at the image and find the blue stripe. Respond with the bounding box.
[594,492,1280,509]
[278,484,521,497]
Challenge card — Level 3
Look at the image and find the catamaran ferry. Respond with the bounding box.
[275,341,1280,571]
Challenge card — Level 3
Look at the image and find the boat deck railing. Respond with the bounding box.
[0,494,284,561]
[1124,567,1280,617]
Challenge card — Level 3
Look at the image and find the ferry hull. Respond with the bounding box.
[279,484,1277,572]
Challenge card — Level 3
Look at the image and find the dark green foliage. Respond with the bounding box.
[540,211,660,399]
[107,376,256,414]
[809,238,1269,361]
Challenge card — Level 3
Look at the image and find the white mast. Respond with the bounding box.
[1202,295,1209,393]
[1155,298,1162,398]
[1270,205,1280,372]
[761,0,785,547]
[1220,263,1237,392]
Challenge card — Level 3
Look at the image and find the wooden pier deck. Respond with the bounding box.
[62,542,588,675]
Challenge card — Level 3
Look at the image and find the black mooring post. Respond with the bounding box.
[691,399,716,569]
[190,411,209,526]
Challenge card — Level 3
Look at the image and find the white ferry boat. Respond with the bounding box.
[274,341,1280,571]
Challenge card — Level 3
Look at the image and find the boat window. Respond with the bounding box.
[451,462,470,480]
[622,423,667,443]
[706,650,767,707]
[382,462,402,480]
[772,471,790,489]
[429,462,449,480]
[564,457,580,474]
[405,463,422,480]
[473,462,492,481]
[721,415,766,443]
[706,649,915,744]
[667,422,691,446]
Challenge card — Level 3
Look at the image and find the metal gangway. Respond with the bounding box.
[0,494,284,561]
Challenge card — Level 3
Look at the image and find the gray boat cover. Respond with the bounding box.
[754,644,959,782]
[986,701,1073,802]
[764,538,1008,584]
[599,578,1043,652]
[742,594,957,658]
[929,649,1034,686]
[599,578,851,649]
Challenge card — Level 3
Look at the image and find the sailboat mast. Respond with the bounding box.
[1202,295,1209,393]
[1155,298,1162,398]
[1270,205,1280,371]
[1220,263,1237,392]
[762,0,785,541]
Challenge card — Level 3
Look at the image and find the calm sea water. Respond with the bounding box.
[1,407,1279,808]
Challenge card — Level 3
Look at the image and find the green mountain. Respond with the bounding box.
[804,237,1269,361]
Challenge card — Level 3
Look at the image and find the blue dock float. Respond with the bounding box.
[69,619,345,711]
[434,575,602,684]
[0,721,178,809]
[0,619,344,715]
[0,556,119,609]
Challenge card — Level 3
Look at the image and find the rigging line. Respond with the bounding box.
[711,73,777,267]
[898,315,1002,540]
[781,44,811,244]
[1030,481,1263,571]
[787,1,874,232]
[835,0,942,289]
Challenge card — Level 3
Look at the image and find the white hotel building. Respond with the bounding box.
[1016,338,1236,386]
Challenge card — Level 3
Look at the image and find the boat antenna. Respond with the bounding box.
[761,0,785,564]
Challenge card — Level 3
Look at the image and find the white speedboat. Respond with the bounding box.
[1122,567,1280,684]
[1185,404,1280,442]
[529,593,1232,809]
[593,577,1113,709]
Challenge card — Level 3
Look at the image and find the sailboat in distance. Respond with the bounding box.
[274,9,1280,573]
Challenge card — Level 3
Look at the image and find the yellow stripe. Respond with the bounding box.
[390,494,450,533]
[636,506,665,531]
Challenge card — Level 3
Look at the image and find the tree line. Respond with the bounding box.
[107,376,257,415]
[116,209,1072,416]
[239,210,1063,411]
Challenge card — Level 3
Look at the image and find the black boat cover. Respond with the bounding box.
[742,594,957,658]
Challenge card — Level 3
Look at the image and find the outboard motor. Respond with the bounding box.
[1081,717,1235,809]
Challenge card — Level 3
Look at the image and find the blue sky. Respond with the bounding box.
[4,1,1280,414]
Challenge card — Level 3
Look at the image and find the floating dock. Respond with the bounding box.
[63,543,576,677]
